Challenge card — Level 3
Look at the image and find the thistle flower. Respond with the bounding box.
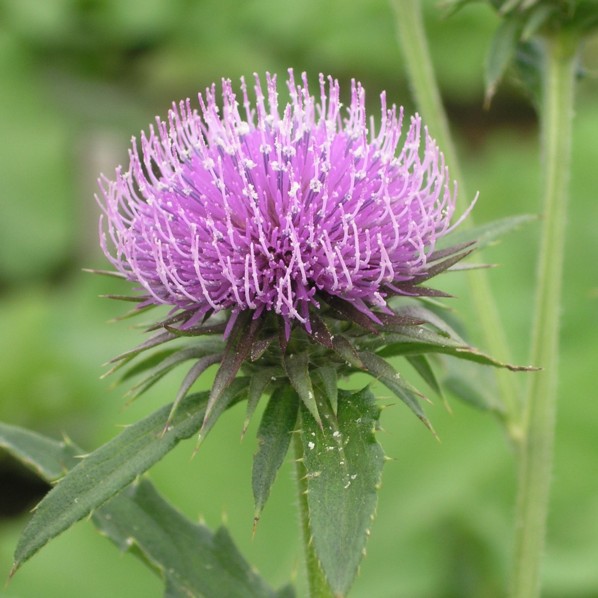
[99,70,462,335]
[97,70,476,431]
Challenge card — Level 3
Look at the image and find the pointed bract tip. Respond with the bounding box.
[191,434,204,459]
[252,513,261,538]
[8,563,18,580]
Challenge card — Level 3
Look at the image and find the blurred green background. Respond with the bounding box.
[0,0,597,596]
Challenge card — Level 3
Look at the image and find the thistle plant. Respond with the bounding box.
[0,0,595,595]
[0,65,534,598]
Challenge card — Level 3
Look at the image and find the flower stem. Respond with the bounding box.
[510,31,578,598]
[391,0,523,441]
[293,430,335,598]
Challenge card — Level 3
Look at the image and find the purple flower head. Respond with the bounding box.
[99,70,462,338]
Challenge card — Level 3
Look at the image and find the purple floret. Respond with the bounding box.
[98,70,458,335]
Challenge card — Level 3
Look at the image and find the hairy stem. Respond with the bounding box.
[511,32,578,598]
[293,431,334,598]
[391,0,523,441]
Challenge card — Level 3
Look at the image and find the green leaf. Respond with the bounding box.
[309,312,335,350]
[358,351,435,434]
[252,387,299,523]
[202,311,259,430]
[13,379,248,573]
[521,4,554,40]
[108,330,177,366]
[165,353,223,430]
[118,348,179,383]
[242,367,277,436]
[485,16,524,104]
[283,352,321,427]
[312,366,339,415]
[0,422,79,482]
[442,358,505,414]
[377,325,533,371]
[1,422,293,597]
[330,333,364,369]
[126,346,222,401]
[300,387,385,596]
[436,214,537,253]
[406,354,443,398]
[94,480,290,598]
[379,303,465,340]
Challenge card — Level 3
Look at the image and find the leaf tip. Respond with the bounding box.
[240,417,251,441]
[483,86,496,110]
[191,434,205,458]
[8,562,18,580]
[252,513,260,538]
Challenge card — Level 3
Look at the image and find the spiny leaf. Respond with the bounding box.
[123,342,224,400]
[94,480,289,598]
[283,352,321,427]
[358,351,435,435]
[377,326,535,371]
[145,308,197,332]
[427,241,475,263]
[320,295,380,332]
[165,322,227,336]
[1,423,292,597]
[394,284,453,298]
[243,368,279,437]
[164,353,223,432]
[106,330,177,370]
[202,311,259,433]
[312,366,338,415]
[394,305,466,341]
[330,334,364,369]
[406,355,444,399]
[0,423,79,482]
[300,387,385,596]
[199,376,251,444]
[309,312,336,350]
[413,247,475,283]
[12,379,248,573]
[252,387,299,525]
[118,349,179,383]
[376,310,425,328]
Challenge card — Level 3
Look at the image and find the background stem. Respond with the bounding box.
[391,0,523,441]
[293,431,335,598]
[511,32,578,598]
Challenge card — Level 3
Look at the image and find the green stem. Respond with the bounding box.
[293,431,334,598]
[511,32,578,598]
[391,0,523,442]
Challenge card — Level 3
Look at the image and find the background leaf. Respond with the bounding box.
[485,16,524,103]
[0,423,80,481]
[436,213,537,252]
